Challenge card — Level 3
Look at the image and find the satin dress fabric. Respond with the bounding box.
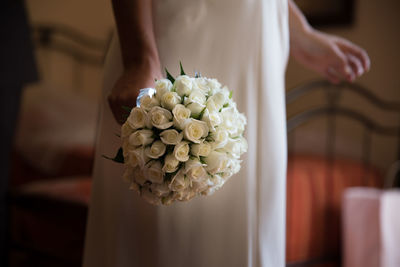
[83,0,289,266]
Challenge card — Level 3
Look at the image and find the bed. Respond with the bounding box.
[285,80,400,267]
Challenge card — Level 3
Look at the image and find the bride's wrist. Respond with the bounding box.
[290,25,315,57]
[288,0,313,56]
[123,56,162,79]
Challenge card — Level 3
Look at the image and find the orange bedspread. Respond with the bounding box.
[286,154,383,266]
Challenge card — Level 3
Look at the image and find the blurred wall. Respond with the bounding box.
[26,0,114,100]
[286,0,400,174]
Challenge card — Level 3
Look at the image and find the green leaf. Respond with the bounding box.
[122,105,132,113]
[229,91,233,99]
[205,135,215,142]
[223,103,229,108]
[166,145,175,154]
[198,107,206,119]
[165,68,175,84]
[191,107,206,120]
[179,61,186,75]
[164,169,178,182]
[102,147,124,164]
[199,156,206,164]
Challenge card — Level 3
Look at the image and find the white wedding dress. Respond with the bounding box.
[83,0,289,266]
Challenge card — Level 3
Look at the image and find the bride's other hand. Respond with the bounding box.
[291,29,370,84]
[108,63,162,124]
[289,0,370,84]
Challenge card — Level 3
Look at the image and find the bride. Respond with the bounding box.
[83,0,369,266]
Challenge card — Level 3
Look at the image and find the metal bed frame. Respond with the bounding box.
[285,80,400,267]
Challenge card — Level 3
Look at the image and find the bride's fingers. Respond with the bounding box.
[330,46,354,82]
[347,53,364,78]
[338,40,370,71]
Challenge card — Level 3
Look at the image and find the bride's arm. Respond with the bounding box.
[288,0,370,84]
[109,0,162,123]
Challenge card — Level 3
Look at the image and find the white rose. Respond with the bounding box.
[176,188,196,202]
[225,157,242,176]
[205,97,220,113]
[186,102,205,117]
[224,137,247,158]
[162,153,180,173]
[204,151,229,174]
[206,78,222,95]
[200,175,224,196]
[161,91,181,110]
[140,95,160,112]
[141,185,161,205]
[190,142,212,157]
[151,183,170,197]
[191,180,209,193]
[133,167,147,185]
[161,194,175,205]
[172,104,191,129]
[173,75,193,96]
[121,123,135,138]
[235,112,247,136]
[185,89,206,105]
[220,86,231,101]
[128,182,140,194]
[239,136,248,154]
[145,140,166,159]
[207,91,227,112]
[122,139,136,158]
[145,160,164,184]
[127,107,148,129]
[201,184,221,196]
[160,129,183,145]
[201,108,221,132]
[220,107,243,136]
[148,106,174,129]
[126,147,147,168]
[211,174,225,188]
[184,90,206,116]
[172,190,186,201]
[128,129,154,146]
[222,138,242,158]
[211,129,229,149]
[155,79,173,101]
[185,158,207,181]
[169,170,189,191]
[173,141,190,162]
[193,77,210,94]
[183,119,209,143]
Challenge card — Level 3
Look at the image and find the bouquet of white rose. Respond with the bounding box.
[107,63,247,205]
